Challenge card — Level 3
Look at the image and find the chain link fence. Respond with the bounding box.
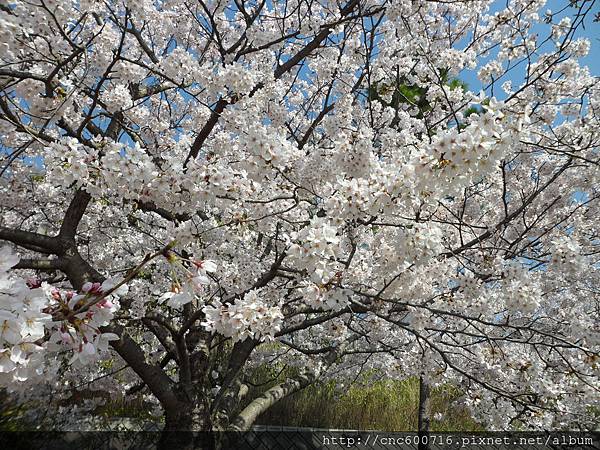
[0,428,597,449]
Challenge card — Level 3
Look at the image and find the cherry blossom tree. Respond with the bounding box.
[1,0,599,445]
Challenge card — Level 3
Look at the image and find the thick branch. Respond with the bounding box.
[0,226,61,253]
[13,258,64,271]
[108,324,182,413]
[211,339,257,415]
[135,200,206,222]
[126,24,159,64]
[60,250,104,290]
[273,0,361,78]
[185,98,228,165]
[142,317,179,362]
[31,240,183,416]
[59,189,92,240]
[228,372,314,431]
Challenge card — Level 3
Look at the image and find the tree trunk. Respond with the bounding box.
[159,410,195,450]
[418,375,431,450]
[159,402,220,450]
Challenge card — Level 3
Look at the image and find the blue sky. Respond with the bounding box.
[460,0,600,95]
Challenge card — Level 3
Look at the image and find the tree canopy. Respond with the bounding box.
[0,0,599,442]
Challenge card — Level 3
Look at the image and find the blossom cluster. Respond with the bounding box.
[0,247,50,382]
[202,290,283,342]
[299,283,352,311]
[0,246,125,385]
[548,236,587,275]
[288,218,342,271]
[45,280,123,367]
[159,258,217,308]
[414,105,513,199]
[374,223,444,269]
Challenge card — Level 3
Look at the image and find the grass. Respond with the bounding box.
[92,373,483,431]
[1,368,484,432]
[0,398,30,431]
[255,376,484,431]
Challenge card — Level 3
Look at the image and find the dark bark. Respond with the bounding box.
[0,226,62,253]
[160,397,220,450]
[13,258,64,271]
[211,339,257,422]
[59,189,92,241]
